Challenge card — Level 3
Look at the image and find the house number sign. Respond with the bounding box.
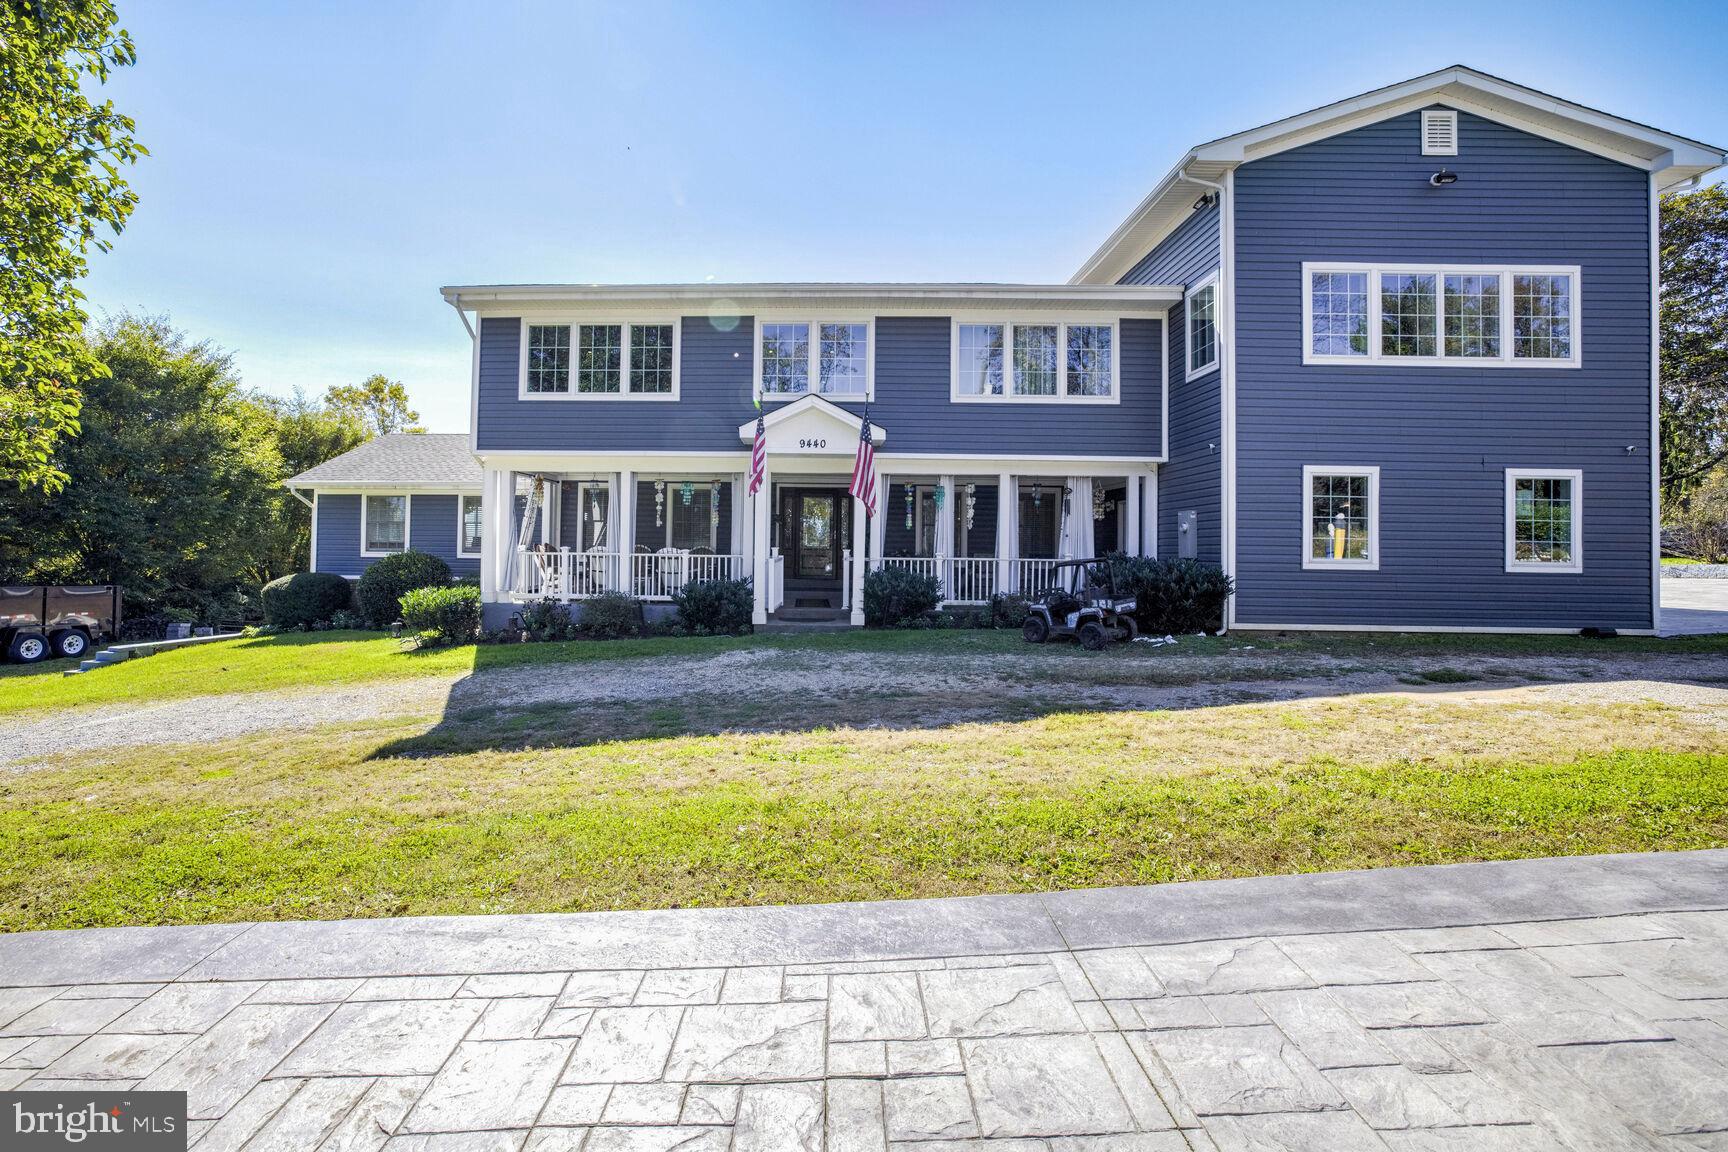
[798,438,827,449]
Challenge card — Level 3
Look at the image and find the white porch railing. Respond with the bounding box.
[862,555,1064,605]
[512,549,746,602]
[1014,558,1065,597]
[769,552,785,612]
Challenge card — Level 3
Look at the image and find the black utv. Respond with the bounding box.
[1020,560,1137,651]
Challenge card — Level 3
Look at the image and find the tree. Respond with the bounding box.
[0,0,145,492]
[325,374,423,436]
[1661,185,1728,507]
[249,389,367,579]
[0,316,280,620]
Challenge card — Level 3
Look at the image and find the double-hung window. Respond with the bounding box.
[362,494,408,556]
[952,320,1117,402]
[1506,469,1582,572]
[1186,275,1219,378]
[756,320,872,400]
[1302,264,1579,367]
[459,495,483,557]
[1302,466,1378,570]
[520,321,680,398]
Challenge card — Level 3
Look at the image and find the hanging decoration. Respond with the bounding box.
[1093,480,1117,522]
[680,480,695,507]
[904,485,914,530]
[964,483,977,531]
[1032,481,1043,508]
[710,481,721,528]
[654,480,665,528]
[933,484,945,510]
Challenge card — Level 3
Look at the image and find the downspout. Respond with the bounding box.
[1179,166,1234,633]
[446,297,475,339]
[283,484,314,509]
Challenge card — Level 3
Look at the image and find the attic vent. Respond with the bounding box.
[1422,110,1458,156]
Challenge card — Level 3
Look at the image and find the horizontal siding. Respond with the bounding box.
[476,315,1163,458]
[314,494,364,577]
[1120,201,1222,563]
[1234,108,1653,630]
[408,495,481,578]
[312,494,478,579]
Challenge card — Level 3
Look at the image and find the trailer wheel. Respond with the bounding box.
[52,629,89,659]
[1022,615,1050,644]
[1078,621,1109,651]
[8,633,48,664]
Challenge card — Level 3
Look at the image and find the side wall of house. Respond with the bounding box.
[1231,108,1653,630]
[313,493,480,580]
[1119,201,1222,563]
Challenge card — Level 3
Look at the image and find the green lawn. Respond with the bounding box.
[6,626,1727,717]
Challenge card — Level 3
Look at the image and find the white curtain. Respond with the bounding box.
[1064,475,1095,559]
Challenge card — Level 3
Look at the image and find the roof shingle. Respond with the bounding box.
[285,433,481,489]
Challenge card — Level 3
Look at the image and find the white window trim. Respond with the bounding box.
[517,318,682,401]
[1300,263,1581,369]
[947,318,1122,405]
[360,493,411,558]
[754,318,875,404]
[1301,465,1380,571]
[1421,110,1458,156]
[1504,468,1583,574]
[457,494,483,558]
[1185,273,1220,381]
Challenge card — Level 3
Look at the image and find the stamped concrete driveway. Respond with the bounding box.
[2,852,1727,1151]
[1662,576,1728,636]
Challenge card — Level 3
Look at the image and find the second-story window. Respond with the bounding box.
[525,324,570,393]
[1066,325,1113,396]
[1380,273,1437,357]
[757,320,871,400]
[951,320,1120,403]
[1012,325,1059,396]
[1186,277,1218,377]
[631,324,675,394]
[956,324,1005,396]
[521,321,680,398]
[577,324,622,392]
[1512,274,1573,360]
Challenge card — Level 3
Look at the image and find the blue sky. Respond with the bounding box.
[84,0,1728,432]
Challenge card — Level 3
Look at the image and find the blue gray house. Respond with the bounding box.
[292,67,1723,634]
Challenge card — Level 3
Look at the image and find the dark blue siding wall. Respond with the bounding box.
[1120,201,1222,562]
[312,493,478,578]
[475,315,1163,458]
[1233,109,1653,630]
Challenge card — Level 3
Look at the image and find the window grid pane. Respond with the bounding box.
[1066,325,1112,396]
[526,324,570,393]
[760,323,809,395]
[819,323,867,395]
[366,496,406,552]
[1012,325,1058,396]
[1188,287,1217,370]
[629,324,674,393]
[1444,274,1501,358]
[576,324,622,393]
[1513,274,1572,359]
[1513,477,1574,563]
[461,496,483,554]
[669,488,713,550]
[1380,273,1437,357]
[1311,272,1369,356]
[957,324,1004,396]
[1308,474,1370,561]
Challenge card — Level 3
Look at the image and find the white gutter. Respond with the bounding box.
[446,296,475,339]
[282,483,314,509]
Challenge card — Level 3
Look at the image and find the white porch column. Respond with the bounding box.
[1125,475,1142,556]
[617,470,636,594]
[850,485,868,626]
[1144,468,1159,558]
[996,471,1015,593]
[480,468,503,601]
[752,466,772,625]
[935,474,956,597]
[868,471,888,570]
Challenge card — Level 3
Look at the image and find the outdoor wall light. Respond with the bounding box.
[1429,168,1459,187]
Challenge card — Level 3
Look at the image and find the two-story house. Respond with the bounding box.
[288,66,1723,634]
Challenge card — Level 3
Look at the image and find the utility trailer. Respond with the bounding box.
[0,585,122,664]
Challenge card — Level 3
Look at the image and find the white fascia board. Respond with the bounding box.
[289,481,484,493]
[442,283,1181,310]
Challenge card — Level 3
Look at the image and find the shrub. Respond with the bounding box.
[326,609,367,631]
[260,571,354,630]
[519,598,577,642]
[399,585,483,646]
[672,578,753,636]
[986,591,1032,630]
[863,566,941,628]
[1669,468,1728,563]
[577,591,643,640]
[355,551,452,627]
[1104,553,1234,635]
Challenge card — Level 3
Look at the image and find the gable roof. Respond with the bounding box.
[284,433,482,490]
[1072,65,1726,286]
[736,394,887,443]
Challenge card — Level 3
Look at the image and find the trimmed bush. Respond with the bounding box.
[355,551,452,627]
[672,578,753,636]
[863,566,941,628]
[1104,553,1233,635]
[985,591,1032,630]
[577,591,643,640]
[520,598,578,642]
[261,571,354,630]
[399,585,483,646]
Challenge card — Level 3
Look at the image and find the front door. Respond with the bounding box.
[781,488,843,583]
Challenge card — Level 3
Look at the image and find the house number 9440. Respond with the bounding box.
[799,438,827,449]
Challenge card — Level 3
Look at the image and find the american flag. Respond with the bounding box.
[748,415,766,496]
[849,404,877,517]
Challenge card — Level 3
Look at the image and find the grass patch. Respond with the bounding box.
[3,695,1723,930]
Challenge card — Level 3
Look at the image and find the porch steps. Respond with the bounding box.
[759,619,855,634]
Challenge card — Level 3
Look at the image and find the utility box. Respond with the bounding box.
[1177,511,1198,559]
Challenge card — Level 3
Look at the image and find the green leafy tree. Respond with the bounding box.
[250,388,367,578]
[0,0,145,492]
[325,374,423,436]
[1661,185,1728,506]
[0,316,280,620]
